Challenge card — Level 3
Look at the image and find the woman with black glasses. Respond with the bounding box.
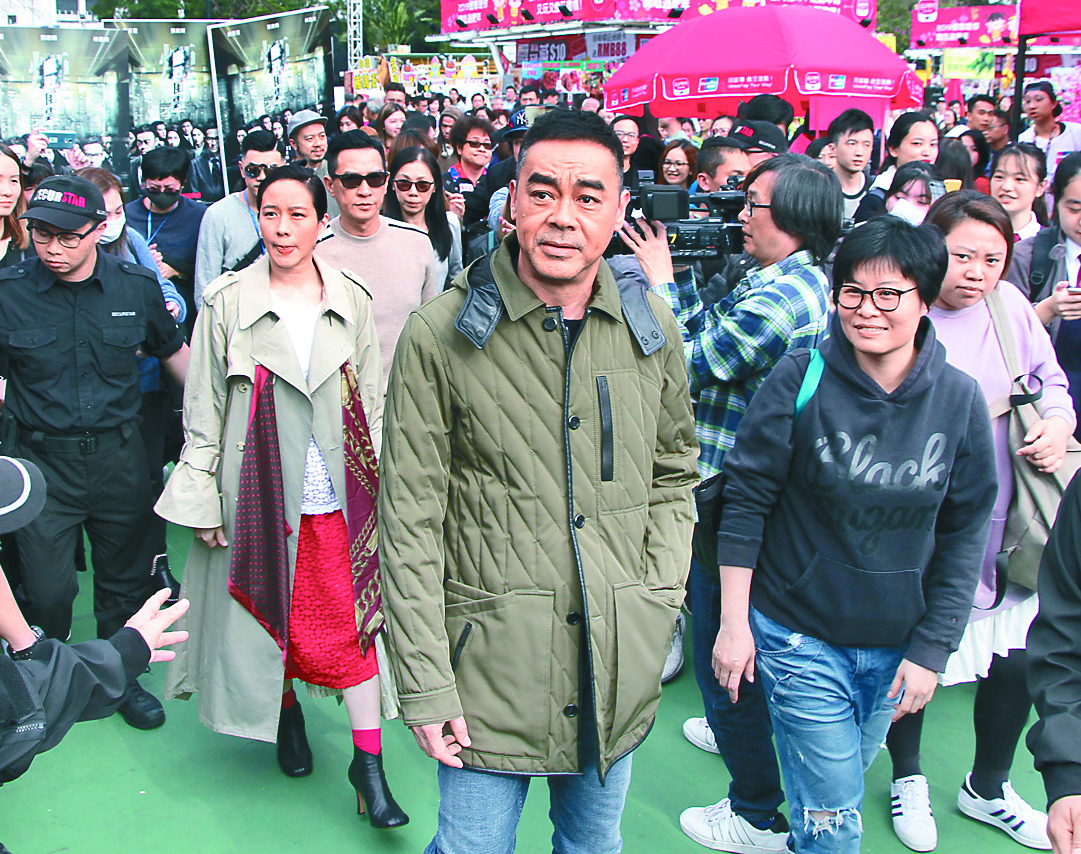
[713,217,997,853]
[383,146,462,289]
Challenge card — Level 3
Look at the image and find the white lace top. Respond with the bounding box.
[270,292,341,515]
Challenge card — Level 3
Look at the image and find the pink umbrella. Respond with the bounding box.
[604,6,923,129]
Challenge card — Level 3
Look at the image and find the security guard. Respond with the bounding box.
[0,175,189,730]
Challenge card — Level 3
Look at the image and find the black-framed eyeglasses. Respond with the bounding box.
[28,223,99,249]
[837,285,918,312]
[393,178,434,193]
[242,163,276,179]
[331,171,389,189]
[463,139,495,151]
[743,199,772,216]
[613,130,639,140]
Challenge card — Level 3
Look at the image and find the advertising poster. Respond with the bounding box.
[0,26,126,138]
[443,0,875,34]
[108,19,218,128]
[1048,62,1081,124]
[941,47,996,80]
[910,5,1016,50]
[209,6,329,146]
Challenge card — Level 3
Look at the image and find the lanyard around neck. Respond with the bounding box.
[146,205,175,245]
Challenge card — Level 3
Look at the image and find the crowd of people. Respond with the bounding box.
[3,74,1081,854]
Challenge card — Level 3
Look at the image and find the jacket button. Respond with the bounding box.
[568,415,580,429]
[542,317,558,331]
[237,382,249,393]
[563,704,578,718]
[567,612,581,625]
[573,514,586,529]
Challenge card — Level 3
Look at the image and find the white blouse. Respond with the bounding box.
[270,292,341,515]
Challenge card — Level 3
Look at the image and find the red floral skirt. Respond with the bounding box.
[283,511,377,689]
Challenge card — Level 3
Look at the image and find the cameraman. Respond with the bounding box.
[690,136,753,293]
[620,152,842,852]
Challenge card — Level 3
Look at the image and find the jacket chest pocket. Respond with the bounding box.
[101,325,144,376]
[8,326,59,382]
[594,370,659,514]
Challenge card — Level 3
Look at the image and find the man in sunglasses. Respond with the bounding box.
[315,130,439,390]
[194,130,283,305]
[0,175,189,733]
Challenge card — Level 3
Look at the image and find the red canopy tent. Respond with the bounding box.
[602,6,922,130]
[1012,0,1081,132]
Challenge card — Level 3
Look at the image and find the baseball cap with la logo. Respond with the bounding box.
[19,175,107,232]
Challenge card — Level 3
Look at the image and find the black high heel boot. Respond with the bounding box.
[277,702,313,777]
[151,554,181,606]
[348,749,409,828]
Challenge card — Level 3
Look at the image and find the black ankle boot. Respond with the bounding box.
[348,749,408,828]
[151,554,181,606]
[277,702,313,777]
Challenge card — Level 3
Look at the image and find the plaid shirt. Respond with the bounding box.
[654,250,831,478]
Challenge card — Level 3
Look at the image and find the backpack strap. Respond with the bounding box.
[1028,227,1060,296]
[795,349,824,418]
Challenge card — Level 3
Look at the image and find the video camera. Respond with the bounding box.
[630,179,746,259]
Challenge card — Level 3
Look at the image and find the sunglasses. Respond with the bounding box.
[464,140,495,151]
[393,178,435,193]
[242,163,276,179]
[331,171,389,189]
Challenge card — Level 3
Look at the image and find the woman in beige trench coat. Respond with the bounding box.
[155,165,406,829]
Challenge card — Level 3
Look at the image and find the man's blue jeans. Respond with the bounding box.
[689,557,785,822]
[423,748,632,854]
[750,607,906,853]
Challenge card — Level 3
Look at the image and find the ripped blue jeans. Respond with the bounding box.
[750,607,907,853]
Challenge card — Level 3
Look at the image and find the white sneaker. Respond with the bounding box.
[680,798,789,853]
[890,774,938,851]
[683,716,721,754]
[957,774,1051,849]
[662,611,686,684]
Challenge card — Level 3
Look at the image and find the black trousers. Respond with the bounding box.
[14,430,153,641]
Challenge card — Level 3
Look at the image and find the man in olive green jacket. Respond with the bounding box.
[379,109,699,852]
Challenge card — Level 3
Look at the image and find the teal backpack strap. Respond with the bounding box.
[794,349,824,418]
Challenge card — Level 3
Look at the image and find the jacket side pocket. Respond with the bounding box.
[450,621,473,671]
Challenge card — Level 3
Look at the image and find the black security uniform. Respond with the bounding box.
[0,252,184,641]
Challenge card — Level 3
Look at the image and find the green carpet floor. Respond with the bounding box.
[0,526,1050,853]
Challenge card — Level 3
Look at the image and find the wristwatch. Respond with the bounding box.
[8,626,46,661]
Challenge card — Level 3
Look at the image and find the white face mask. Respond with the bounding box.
[99,215,126,243]
[889,197,928,226]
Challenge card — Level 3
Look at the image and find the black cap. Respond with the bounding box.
[1024,80,1062,116]
[0,456,47,535]
[726,120,789,155]
[19,175,107,231]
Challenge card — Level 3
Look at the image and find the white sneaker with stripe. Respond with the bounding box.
[957,774,1051,849]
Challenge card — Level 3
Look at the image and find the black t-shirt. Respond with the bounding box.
[0,251,185,433]
[123,196,206,281]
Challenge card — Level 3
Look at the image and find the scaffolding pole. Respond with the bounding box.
[346,0,363,70]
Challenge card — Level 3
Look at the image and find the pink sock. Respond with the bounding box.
[352,728,381,754]
[281,688,297,710]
